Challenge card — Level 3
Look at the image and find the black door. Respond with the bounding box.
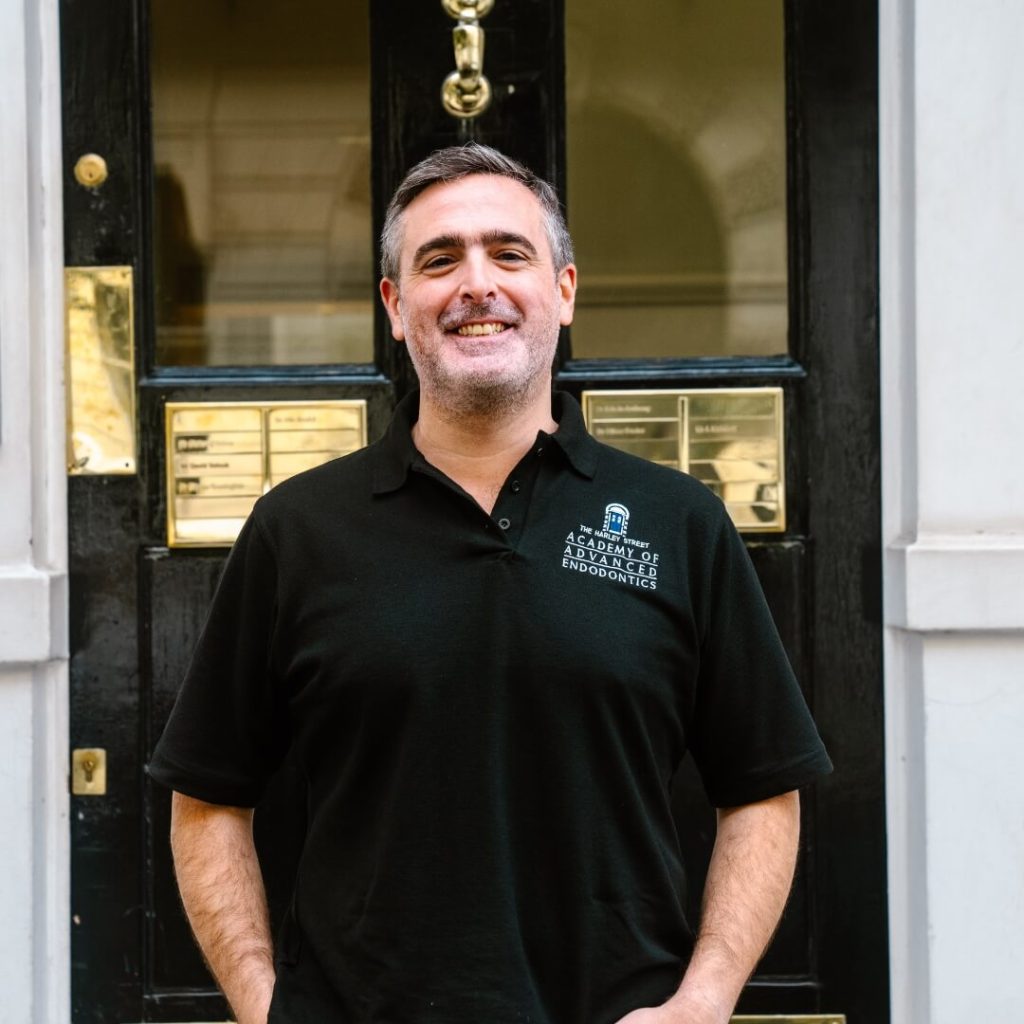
[65,1,886,1020]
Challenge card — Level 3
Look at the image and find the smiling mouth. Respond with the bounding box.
[454,322,509,336]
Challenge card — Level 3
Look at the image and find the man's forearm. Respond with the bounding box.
[667,790,802,1022]
[614,790,802,1024]
[170,792,276,1024]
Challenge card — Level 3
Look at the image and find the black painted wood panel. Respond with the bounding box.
[63,0,149,1019]
[61,0,143,267]
[144,552,224,995]
[69,477,144,1023]
[789,1,888,1020]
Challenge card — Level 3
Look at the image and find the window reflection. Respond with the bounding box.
[566,0,788,358]
[150,0,373,366]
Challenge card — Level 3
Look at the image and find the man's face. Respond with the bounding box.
[380,174,576,414]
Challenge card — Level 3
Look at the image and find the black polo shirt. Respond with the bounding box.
[149,391,831,1024]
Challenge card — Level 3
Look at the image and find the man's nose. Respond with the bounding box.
[458,250,497,301]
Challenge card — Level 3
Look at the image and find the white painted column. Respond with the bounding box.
[881,2,1024,1021]
[0,0,69,1021]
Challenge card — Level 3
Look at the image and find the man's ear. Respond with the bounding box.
[557,264,577,327]
[379,278,405,341]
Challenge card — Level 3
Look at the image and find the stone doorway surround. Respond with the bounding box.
[0,1,69,1021]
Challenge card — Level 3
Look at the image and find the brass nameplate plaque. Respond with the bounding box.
[165,400,368,547]
[65,266,136,474]
[582,388,786,533]
[732,1017,845,1024]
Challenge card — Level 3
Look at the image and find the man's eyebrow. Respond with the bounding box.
[412,234,465,266]
[480,230,538,257]
[411,230,539,267]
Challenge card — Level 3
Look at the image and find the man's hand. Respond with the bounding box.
[611,986,728,1024]
[612,790,801,1024]
[611,993,726,1024]
[170,792,277,1024]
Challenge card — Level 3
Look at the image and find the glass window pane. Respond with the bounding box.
[150,0,372,366]
[565,1,788,359]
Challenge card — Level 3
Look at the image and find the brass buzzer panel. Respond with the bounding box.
[166,400,367,547]
[582,388,786,533]
[65,266,136,474]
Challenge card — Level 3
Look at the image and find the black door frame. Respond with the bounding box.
[64,1,885,1019]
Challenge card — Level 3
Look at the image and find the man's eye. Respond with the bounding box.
[423,255,456,270]
[496,250,527,263]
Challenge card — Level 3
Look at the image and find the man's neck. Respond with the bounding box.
[412,383,557,514]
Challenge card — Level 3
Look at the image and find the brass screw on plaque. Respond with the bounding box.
[74,153,108,189]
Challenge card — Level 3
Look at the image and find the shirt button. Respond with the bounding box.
[510,480,521,494]
[535,446,544,456]
[498,517,511,531]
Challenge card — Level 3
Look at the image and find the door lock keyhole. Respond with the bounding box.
[72,748,107,795]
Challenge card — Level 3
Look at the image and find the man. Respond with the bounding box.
[150,143,831,1024]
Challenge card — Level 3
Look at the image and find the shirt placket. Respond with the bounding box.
[490,441,546,550]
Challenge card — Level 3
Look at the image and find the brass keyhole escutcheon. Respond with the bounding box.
[74,153,108,189]
[72,748,108,795]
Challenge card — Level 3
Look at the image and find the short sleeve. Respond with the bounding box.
[688,514,832,807]
[147,511,288,806]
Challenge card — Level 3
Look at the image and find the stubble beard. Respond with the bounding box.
[403,302,561,421]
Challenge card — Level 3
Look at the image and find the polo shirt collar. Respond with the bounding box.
[547,390,600,479]
[371,389,600,495]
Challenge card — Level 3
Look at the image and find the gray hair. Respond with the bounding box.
[379,143,574,281]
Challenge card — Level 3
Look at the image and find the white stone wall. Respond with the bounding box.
[881,1,1024,1021]
[0,0,69,1021]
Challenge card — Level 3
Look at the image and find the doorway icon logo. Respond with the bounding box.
[603,503,630,536]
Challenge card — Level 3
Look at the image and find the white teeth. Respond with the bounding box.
[456,322,507,336]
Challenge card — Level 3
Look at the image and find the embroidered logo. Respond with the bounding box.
[603,502,629,536]
[562,503,660,591]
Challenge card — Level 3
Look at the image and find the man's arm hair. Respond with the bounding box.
[170,792,276,1024]
[678,790,802,1021]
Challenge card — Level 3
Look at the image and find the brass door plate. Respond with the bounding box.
[582,388,786,533]
[65,266,136,474]
[165,399,368,547]
[732,1017,845,1024]
[71,748,107,796]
